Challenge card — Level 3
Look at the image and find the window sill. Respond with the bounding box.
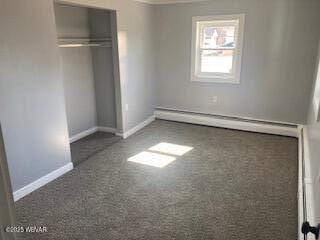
[191,76,240,84]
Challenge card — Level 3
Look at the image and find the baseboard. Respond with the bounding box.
[97,126,118,134]
[154,109,298,137]
[155,107,298,126]
[116,115,155,139]
[298,126,305,240]
[69,126,119,143]
[13,162,73,202]
[298,126,316,240]
[69,127,98,143]
[301,127,315,223]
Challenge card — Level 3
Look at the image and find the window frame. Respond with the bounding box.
[191,14,245,84]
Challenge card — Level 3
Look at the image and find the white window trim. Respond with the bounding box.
[312,49,320,121]
[191,14,245,84]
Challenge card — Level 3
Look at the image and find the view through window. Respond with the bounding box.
[191,15,245,83]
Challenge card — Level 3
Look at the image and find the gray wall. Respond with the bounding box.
[55,4,98,137]
[61,0,156,132]
[89,10,117,129]
[154,0,320,124]
[116,1,156,131]
[54,3,91,38]
[0,0,72,191]
[306,42,320,223]
[89,9,112,38]
[92,47,117,128]
[60,48,97,136]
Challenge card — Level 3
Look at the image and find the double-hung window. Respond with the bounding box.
[191,14,245,83]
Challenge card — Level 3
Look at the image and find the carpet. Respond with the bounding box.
[15,120,298,240]
[70,131,121,166]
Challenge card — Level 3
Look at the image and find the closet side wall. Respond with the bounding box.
[0,0,72,191]
[89,10,117,129]
[54,4,97,137]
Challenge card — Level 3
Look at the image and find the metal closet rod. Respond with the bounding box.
[58,37,112,48]
[58,37,112,41]
[59,43,111,48]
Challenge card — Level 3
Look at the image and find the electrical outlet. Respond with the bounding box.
[211,96,218,105]
[125,104,129,111]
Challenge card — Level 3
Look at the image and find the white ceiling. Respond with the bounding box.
[134,0,208,4]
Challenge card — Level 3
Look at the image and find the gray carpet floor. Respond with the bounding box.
[70,131,121,166]
[15,120,298,240]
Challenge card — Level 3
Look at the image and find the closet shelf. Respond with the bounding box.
[58,37,112,48]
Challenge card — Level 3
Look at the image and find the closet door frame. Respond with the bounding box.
[55,1,124,133]
[0,125,16,240]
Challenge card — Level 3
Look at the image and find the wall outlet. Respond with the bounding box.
[211,96,219,105]
[125,104,129,111]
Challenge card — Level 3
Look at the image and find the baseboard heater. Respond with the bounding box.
[154,107,298,137]
[155,108,320,239]
[299,128,320,240]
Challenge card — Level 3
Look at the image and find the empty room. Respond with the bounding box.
[0,0,320,240]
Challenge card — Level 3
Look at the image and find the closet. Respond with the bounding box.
[54,3,121,165]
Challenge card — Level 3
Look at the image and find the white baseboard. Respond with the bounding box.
[117,115,155,139]
[298,126,316,240]
[155,106,297,126]
[154,110,298,137]
[301,127,315,221]
[69,126,119,143]
[298,126,305,240]
[97,126,118,133]
[69,127,98,143]
[13,162,73,202]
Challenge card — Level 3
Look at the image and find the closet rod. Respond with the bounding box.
[58,37,112,41]
[59,43,111,48]
[58,37,112,48]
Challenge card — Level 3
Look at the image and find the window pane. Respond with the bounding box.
[200,50,233,73]
[201,26,235,49]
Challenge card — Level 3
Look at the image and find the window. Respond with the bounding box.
[191,14,245,83]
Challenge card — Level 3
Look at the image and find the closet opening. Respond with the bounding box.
[54,3,123,166]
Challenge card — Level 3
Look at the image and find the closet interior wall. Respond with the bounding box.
[54,3,117,138]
